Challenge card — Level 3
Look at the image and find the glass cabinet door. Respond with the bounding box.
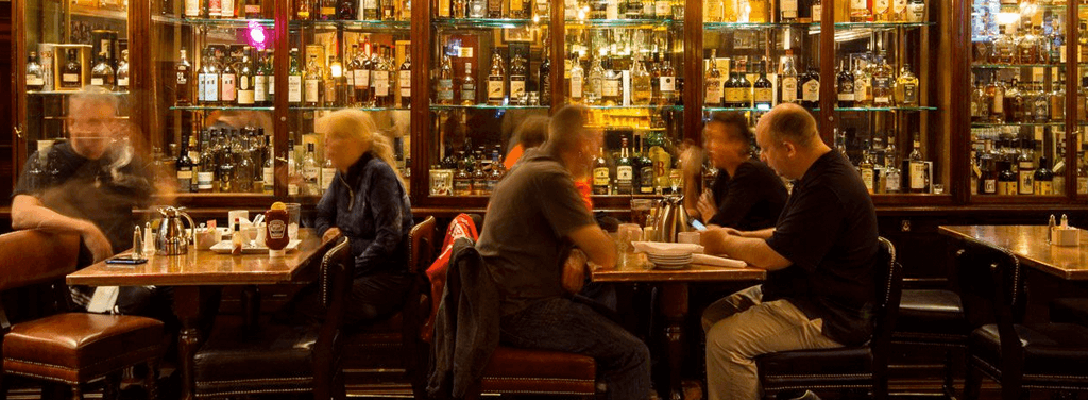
[970,0,1067,199]
[833,0,939,196]
[425,7,552,198]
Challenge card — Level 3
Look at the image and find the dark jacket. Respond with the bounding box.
[316,152,413,277]
[427,238,500,399]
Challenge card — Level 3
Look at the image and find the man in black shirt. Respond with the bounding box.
[700,103,879,400]
[691,112,787,231]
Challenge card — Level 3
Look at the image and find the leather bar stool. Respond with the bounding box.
[956,238,1088,400]
[891,271,968,397]
[0,230,165,400]
[755,237,902,400]
[469,347,597,399]
[1049,298,1088,327]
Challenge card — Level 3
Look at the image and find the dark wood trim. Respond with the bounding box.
[817,0,834,144]
[409,0,430,200]
[11,0,26,182]
[683,0,702,144]
[129,0,151,140]
[1066,0,1078,200]
[274,0,289,198]
[549,1,563,115]
[950,0,969,204]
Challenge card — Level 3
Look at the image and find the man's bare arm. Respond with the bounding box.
[13,194,114,263]
[701,228,790,271]
[567,224,617,270]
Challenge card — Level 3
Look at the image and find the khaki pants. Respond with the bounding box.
[703,285,842,400]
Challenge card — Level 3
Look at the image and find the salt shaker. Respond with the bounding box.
[133,225,143,258]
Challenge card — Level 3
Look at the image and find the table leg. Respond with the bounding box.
[173,286,222,400]
[661,283,689,400]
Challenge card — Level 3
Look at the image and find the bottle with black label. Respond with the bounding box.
[176,132,195,193]
[61,49,83,89]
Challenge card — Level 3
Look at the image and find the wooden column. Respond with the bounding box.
[1066,0,1078,201]
[817,0,835,143]
[409,0,432,199]
[683,0,703,143]
[274,0,289,197]
[550,1,564,115]
[951,0,970,204]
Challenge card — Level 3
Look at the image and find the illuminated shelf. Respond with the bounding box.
[429,104,549,111]
[835,106,937,112]
[170,105,274,111]
[290,105,409,111]
[28,90,129,96]
[565,18,679,28]
[972,63,1067,69]
[290,19,410,30]
[971,121,1066,128]
[432,17,547,29]
[703,21,815,29]
[832,21,935,29]
[584,104,684,111]
[704,106,773,113]
[153,16,275,27]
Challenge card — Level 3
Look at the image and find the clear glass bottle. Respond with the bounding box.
[779,51,798,104]
[220,54,237,104]
[461,62,477,105]
[325,55,342,107]
[91,52,115,89]
[1032,81,1049,122]
[569,53,584,103]
[437,54,455,104]
[304,53,323,106]
[602,56,623,106]
[631,55,652,105]
[894,64,919,106]
[288,48,303,104]
[26,51,44,91]
[853,56,871,106]
[372,46,394,107]
[302,143,320,196]
[237,54,255,105]
[116,50,130,91]
[587,55,605,105]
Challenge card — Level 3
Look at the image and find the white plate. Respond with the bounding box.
[209,239,302,254]
[632,242,703,256]
[653,263,689,270]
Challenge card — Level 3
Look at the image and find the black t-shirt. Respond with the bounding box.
[13,142,154,253]
[477,150,597,316]
[763,150,879,346]
[707,160,788,231]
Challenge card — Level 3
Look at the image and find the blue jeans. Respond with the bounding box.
[499,297,651,400]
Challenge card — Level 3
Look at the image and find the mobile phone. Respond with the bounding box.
[105,254,148,265]
[691,219,707,231]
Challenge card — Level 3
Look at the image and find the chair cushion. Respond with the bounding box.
[192,317,317,396]
[756,347,873,378]
[968,323,1088,379]
[2,313,164,384]
[893,289,968,341]
[1050,298,1088,328]
[478,346,597,395]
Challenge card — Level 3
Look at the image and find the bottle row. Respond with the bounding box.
[568,51,678,106]
[429,143,509,196]
[169,127,275,194]
[179,0,412,21]
[969,71,1070,124]
[969,129,1076,196]
[436,0,547,19]
[972,21,1066,66]
[435,46,550,107]
[702,0,926,24]
[839,132,933,194]
[182,0,270,19]
[26,48,132,92]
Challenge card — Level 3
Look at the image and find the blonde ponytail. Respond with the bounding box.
[320,110,406,186]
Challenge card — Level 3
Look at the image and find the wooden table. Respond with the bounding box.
[67,230,331,400]
[592,259,766,400]
[938,225,1088,281]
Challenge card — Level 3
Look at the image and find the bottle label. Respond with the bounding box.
[640,166,654,194]
[356,69,370,87]
[510,80,526,100]
[269,76,274,95]
[754,87,772,103]
[874,0,888,13]
[593,167,610,186]
[617,166,633,182]
[438,79,454,101]
[238,88,255,104]
[400,70,411,98]
[255,76,269,101]
[1018,170,1035,195]
[27,75,44,86]
[305,79,320,102]
[268,219,287,240]
[208,0,221,14]
[177,170,193,181]
[571,76,583,98]
[263,167,274,187]
[861,169,874,193]
[220,0,234,16]
[321,6,335,16]
[373,73,390,97]
[1078,177,1088,194]
[910,162,926,189]
[207,75,220,102]
[706,84,721,103]
[288,76,302,102]
[222,74,237,101]
[781,0,797,18]
[345,69,355,86]
[992,91,1003,113]
[321,168,337,187]
[802,79,819,102]
[91,78,104,86]
[245,4,260,14]
[903,83,917,104]
[1035,181,1053,196]
[782,78,797,102]
[812,4,821,21]
[851,0,866,11]
[488,80,504,101]
[983,179,996,194]
[838,80,854,101]
[198,171,214,189]
[63,73,80,83]
[185,0,201,16]
[723,87,740,104]
[887,171,901,192]
[238,75,250,90]
[288,184,300,196]
[893,0,906,13]
[602,79,618,97]
[655,0,669,16]
[462,83,476,102]
[660,76,675,92]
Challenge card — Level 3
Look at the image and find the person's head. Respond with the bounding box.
[320,110,404,182]
[68,86,124,160]
[704,112,753,170]
[754,103,826,180]
[512,115,549,151]
[541,104,600,178]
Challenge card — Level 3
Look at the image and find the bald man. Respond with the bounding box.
[699,104,879,400]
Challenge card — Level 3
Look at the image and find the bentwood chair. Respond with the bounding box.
[1,230,164,400]
[957,238,1088,400]
[754,237,902,400]
[190,236,352,399]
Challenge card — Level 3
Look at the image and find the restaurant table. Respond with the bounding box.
[66,229,331,400]
[592,260,766,400]
[938,225,1088,281]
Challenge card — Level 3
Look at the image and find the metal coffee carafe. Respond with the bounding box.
[653,196,690,243]
[155,206,195,255]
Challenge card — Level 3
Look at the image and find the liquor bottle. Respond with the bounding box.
[176,132,195,193]
[288,48,303,104]
[185,0,202,17]
[304,53,323,106]
[461,62,477,105]
[221,55,237,104]
[891,0,905,21]
[1018,23,1038,65]
[488,0,502,18]
[255,50,271,105]
[1035,155,1054,196]
[221,0,236,17]
[837,59,855,107]
[1017,139,1035,195]
[569,54,584,103]
[736,63,752,108]
[647,130,670,192]
[363,0,379,18]
[342,46,357,105]
[1031,82,1049,122]
[379,0,394,19]
[631,55,652,105]
[993,24,1015,64]
[325,55,342,106]
[986,74,1004,122]
[472,156,488,196]
[872,0,889,21]
[801,64,820,108]
[970,80,988,121]
[615,137,634,195]
[488,150,503,192]
[780,0,797,21]
[895,64,918,106]
[236,136,254,193]
[853,57,871,106]
[884,136,901,194]
[655,0,670,18]
[321,156,336,195]
[1003,79,1022,123]
[209,0,222,18]
[587,55,604,105]
[372,47,394,107]
[198,135,215,193]
[811,0,821,22]
[237,54,255,105]
[998,160,1017,195]
[780,52,798,104]
[722,64,738,107]
[219,146,236,193]
[399,53,411,108]
[540,48,551,105]
[261,135,274,194]
[116,50,130,91]
[979,149,996,195]
[593,147,611,195]
[510,0,528,18]
[469,0,486,17]
[317,0,335,19]
[339,0,356,18]
[355,41,372,105]
[637,134,654,194]
[753,61,773,110]
[90,52,114,89]
[1050,72,1066,121]
[659,54,677,104]
[849,0,870,22]
[453,151,472,196]
[870,55,893,106]
[26,51,45,91]
[295,0,312,19]
[749,0,768,22]
[244,0,261,17]
[859,144,875,194]
[303,143,320,195]
[907,133,925,194]
[187,133,201,192]
[509,52,527,105]
[705,50,722,105]
[488,51,506,106]
[602,56,623,106]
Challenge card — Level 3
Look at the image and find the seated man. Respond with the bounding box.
[477,105,651,400]
[700,103,879,400]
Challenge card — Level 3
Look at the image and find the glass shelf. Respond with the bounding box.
[703,21,816,30]
[835,106,938,112]
[28,90,129,96]
[152,16,275,27]
[170,105,274,111]
[70,4,126,20]
[432,17,547,29]
[565,18,678,28]
[584,104,684,111]
[704,106,773,113]
[832,21,936,29]
[289,19,410,30]
[971,121,1067,128]
[429,104,550,111]
[972,63,1069,69]
[290,106,409,111]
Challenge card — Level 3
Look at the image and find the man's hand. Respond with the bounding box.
[78,221,114,264]
[322,228,342,244]
[562,249,588,295]
[696,190,717,222]
[699,228,736,256]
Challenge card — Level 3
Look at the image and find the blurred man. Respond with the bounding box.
[700,104,879,400]
[477,104,651,400]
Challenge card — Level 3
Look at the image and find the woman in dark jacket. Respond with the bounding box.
[281,110,414,326]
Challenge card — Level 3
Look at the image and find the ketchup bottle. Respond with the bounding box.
[265,202,290,256]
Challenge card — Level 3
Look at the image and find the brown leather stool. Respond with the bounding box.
[0,230,164,400]
[471,346,597,398]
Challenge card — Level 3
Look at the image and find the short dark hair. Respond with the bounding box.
[512,115,549,150]
[706,112,753,148]
[543,104,591,154]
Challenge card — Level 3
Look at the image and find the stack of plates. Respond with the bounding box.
[647,253,693,269]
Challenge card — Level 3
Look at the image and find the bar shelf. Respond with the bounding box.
[289,19,410,30]
[432,17,546,29]
[703,106,773,113]
[290,106,409,111]
[565,18,678,28]
[703,21,816,30]
[429,104,550,111]
[169,105,275,111]
[584,104,684,111]
[832,21,936,29]
[970,121,1068,128]
[152,16,275,27]
[972,63,1070,69]
[835,106,938,112]
[28,90,129,96]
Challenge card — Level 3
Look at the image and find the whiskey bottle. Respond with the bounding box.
[870,55,893,106]
[437,54,455,104]
[488,51,506,105]
[587,55,604,105]
[907,133,926,194]
[569,53,584,103]
[1035,155,1054,196]
[220,0,236,18]
[593,147,611,195]
[116,50,130,91]
[859,144,875,194]
[321,156,336,195]
[602,56,623,106]
[849,0,870,22]
[380,0,395,20]
[26,51,45,91]
[779,52,798,104]
[753,61,773,110]
[399,53,411,108]
[510,0,529,18]
[91,52,115,89]
[1017,138,1035,195]
[705,50,722,105]
[362,0,379,19]
[319,0,337,19]
[237,54,255,105]
[453,151,472,196]
[326,55,342,106]
[884,137,901,194]
[615,137,634,195]
[356,40,373,105]
[872,0,889,21]
[461,62,477,105]
[811,0,821,22]
[197,50,208,104]
[245,0,262,17]
[736,62,752,108]
[235,136,254,193]
[1050,72,1066,121]
[472,156,488,196]
[637,134,654,194]
[372,46,394,107]
[540,48,551,105]
[895,64,919,106]
[780,0,797,21]
[221,55,238,104]
[509,52,528,105]
[338,0,355,18]
[853,57,871,106]
[176,132,195,193]
[303,143,320,195]
[469,0,486,17]
[304,53,323,106]
[801,64,820,108]
[343,45,357,104]
[255,50,271,105]
[185,0,202,17]
[219,146,236,193]
[837,59,854,107]
[262,135,275,194]
[295,0,312,19]
[659,54,677,104]
[631,55,652,105]
[288,48,303,104]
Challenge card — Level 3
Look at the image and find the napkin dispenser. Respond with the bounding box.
[1052,228,1081,247]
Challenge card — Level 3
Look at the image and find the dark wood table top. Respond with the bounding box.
[938,225,1088,281]
[592,255,766,283]
[67,229,328,287]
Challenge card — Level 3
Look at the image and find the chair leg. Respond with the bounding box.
[943,349,957,400]
[964,365,983,400]
[70,383,83,400]
[102,371,122,400]
[145,359,159,400]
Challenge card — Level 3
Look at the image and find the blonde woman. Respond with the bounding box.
[278,110,414,326]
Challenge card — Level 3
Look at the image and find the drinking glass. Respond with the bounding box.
[286,203,302,240]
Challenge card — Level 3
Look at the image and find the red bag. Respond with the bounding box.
[421,213,479,343]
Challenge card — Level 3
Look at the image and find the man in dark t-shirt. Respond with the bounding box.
[700,103,879,400]
[477,105,651,400]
